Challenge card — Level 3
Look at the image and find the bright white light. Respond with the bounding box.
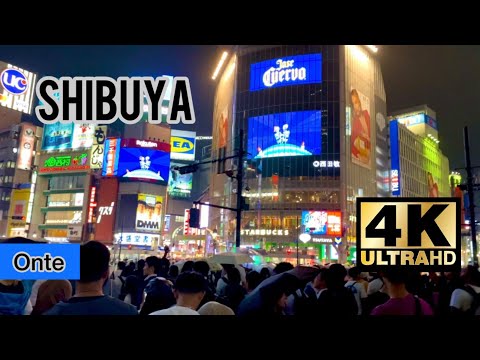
[32,233,37,238]
[366,45,378,53]
[299,233,311,243]
[348,45,368,62]
[13,148,18,153]
[212,51,228,80]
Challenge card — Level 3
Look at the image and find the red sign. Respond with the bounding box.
[88,186,97,223]
[184,209,190,235]
[94,178,119,244]
[326,211,342,236]
[121,138,170,152]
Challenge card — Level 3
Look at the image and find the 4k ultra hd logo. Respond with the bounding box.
[357,198,460,271]
[35,76,195,125]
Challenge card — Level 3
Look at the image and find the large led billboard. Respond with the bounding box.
[247,110,321,160]
[0,62,37,114]
[102,139,170,185]
[250,53,322,92]
[136,194,163,232]
[170,129,196,161]
[42,123,94,151]
[302,210,342,236]
[168,162,193,198]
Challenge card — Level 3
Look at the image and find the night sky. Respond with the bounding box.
[0,45,477,171]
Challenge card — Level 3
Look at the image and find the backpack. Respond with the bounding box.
[346,281,358,295]
[463,285,480,316]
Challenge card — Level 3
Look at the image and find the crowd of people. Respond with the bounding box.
[1,239,480,316]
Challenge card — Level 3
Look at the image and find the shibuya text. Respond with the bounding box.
[35,76,195,125]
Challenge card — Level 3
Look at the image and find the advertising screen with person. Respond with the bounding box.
[350,88,371,169]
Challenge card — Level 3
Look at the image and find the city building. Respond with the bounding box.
[208,45,389,264]
[0,61,39,238]
[388,105,450,198]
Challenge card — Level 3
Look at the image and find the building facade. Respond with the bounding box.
[209,45,388,264]
[388,105,450,198]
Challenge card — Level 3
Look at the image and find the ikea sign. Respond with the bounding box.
[170,129,196,161]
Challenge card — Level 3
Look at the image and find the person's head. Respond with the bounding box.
[273,262,294,275]
[181,260,195,273]
[32,280,73,315]
[144,256,158,276]
[325,264,347,289]
[168,265,179,278]
[193,261,210,278]
[136,259,145,272]
[260,267,271,280]
[462,265,480,287]
[157,258,170,278]
[198,301,235,315]
[78,241,110,292]
[313,268,328,290]
[173,271,208,310]
[347,266,361,280]
[117,261,126,271]
[226,267,241,285]
[351,89,362,115]
[246,271,262,292]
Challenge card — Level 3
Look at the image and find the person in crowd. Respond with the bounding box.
[437,271,463,316]
[316,264,358,317]
[120,275,143,309]
[110,261,126,299]
[198,301,235,315]
[365,273,389,315]
[345,266,368,316]
[450,265,480,316]
[181,260,195,273]
[45,241,138,315]
[273,262,294,275]
[143,256,159,287]
[246,271,263,293]
[216,267,246,313]
[291,267,328,316]
[167,265,179,285]
[260,267,271,282]
[371,267,433,316]
[149,271,207,315]
[140,277,176,315]
[122,262,136,277]
[27,280,47,314]
[194,261,216,307]
[135,259,146,279]
[31,280,72,315]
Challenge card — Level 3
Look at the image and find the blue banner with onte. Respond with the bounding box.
[0,244,80,280]
[390,120,401,196]
[250,53,322,91]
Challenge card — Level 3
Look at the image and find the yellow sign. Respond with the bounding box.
[136,194,163,232]
[357,198,460,271]
[171,136,194,153]
[7,189,31,236]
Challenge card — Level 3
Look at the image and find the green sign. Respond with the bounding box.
[44,153,88,168]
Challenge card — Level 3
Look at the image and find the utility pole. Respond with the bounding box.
[464,126,478,266]
[235,129,245,248]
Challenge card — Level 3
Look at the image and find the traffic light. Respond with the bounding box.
[175,164,198,175]
[189,208,200,228]
[12,216,26,221]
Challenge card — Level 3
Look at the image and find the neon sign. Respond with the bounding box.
[40,153,89,173]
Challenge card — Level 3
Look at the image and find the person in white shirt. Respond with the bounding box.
[150,271,207,315]
[345,266,368,316]
[450,265,480,315]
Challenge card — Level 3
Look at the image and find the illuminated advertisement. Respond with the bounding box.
[390,120,401,196]
[250,53,322,92]
[7,188,31,237]
[427,172,439,198]
[39,153,90,173]
[114,233,156,247]
[116,147,170,185]
[0,62,37,114]
[350,88,371,169]
[102,138,121,176]
[42,122,74,151]
[170,129,196,161]
[247,110,321,160]
[168,162,193,198]
[121,138,170,152]
[17,124,36,170]
[94,177,118,244]
[302,210,342,236]
[136,194,163,232]
[90,126,107,169]
[396,113,438,130]
[72,123,95,149]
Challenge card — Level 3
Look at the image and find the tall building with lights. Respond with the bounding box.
[388,105,450,198]
[208,45,389,264]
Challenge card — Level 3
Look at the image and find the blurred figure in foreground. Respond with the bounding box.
[198,301,235,315]
[450,265,480,316]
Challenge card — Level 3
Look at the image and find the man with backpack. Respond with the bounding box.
[450,265,480,316]
[345,266,368,316]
